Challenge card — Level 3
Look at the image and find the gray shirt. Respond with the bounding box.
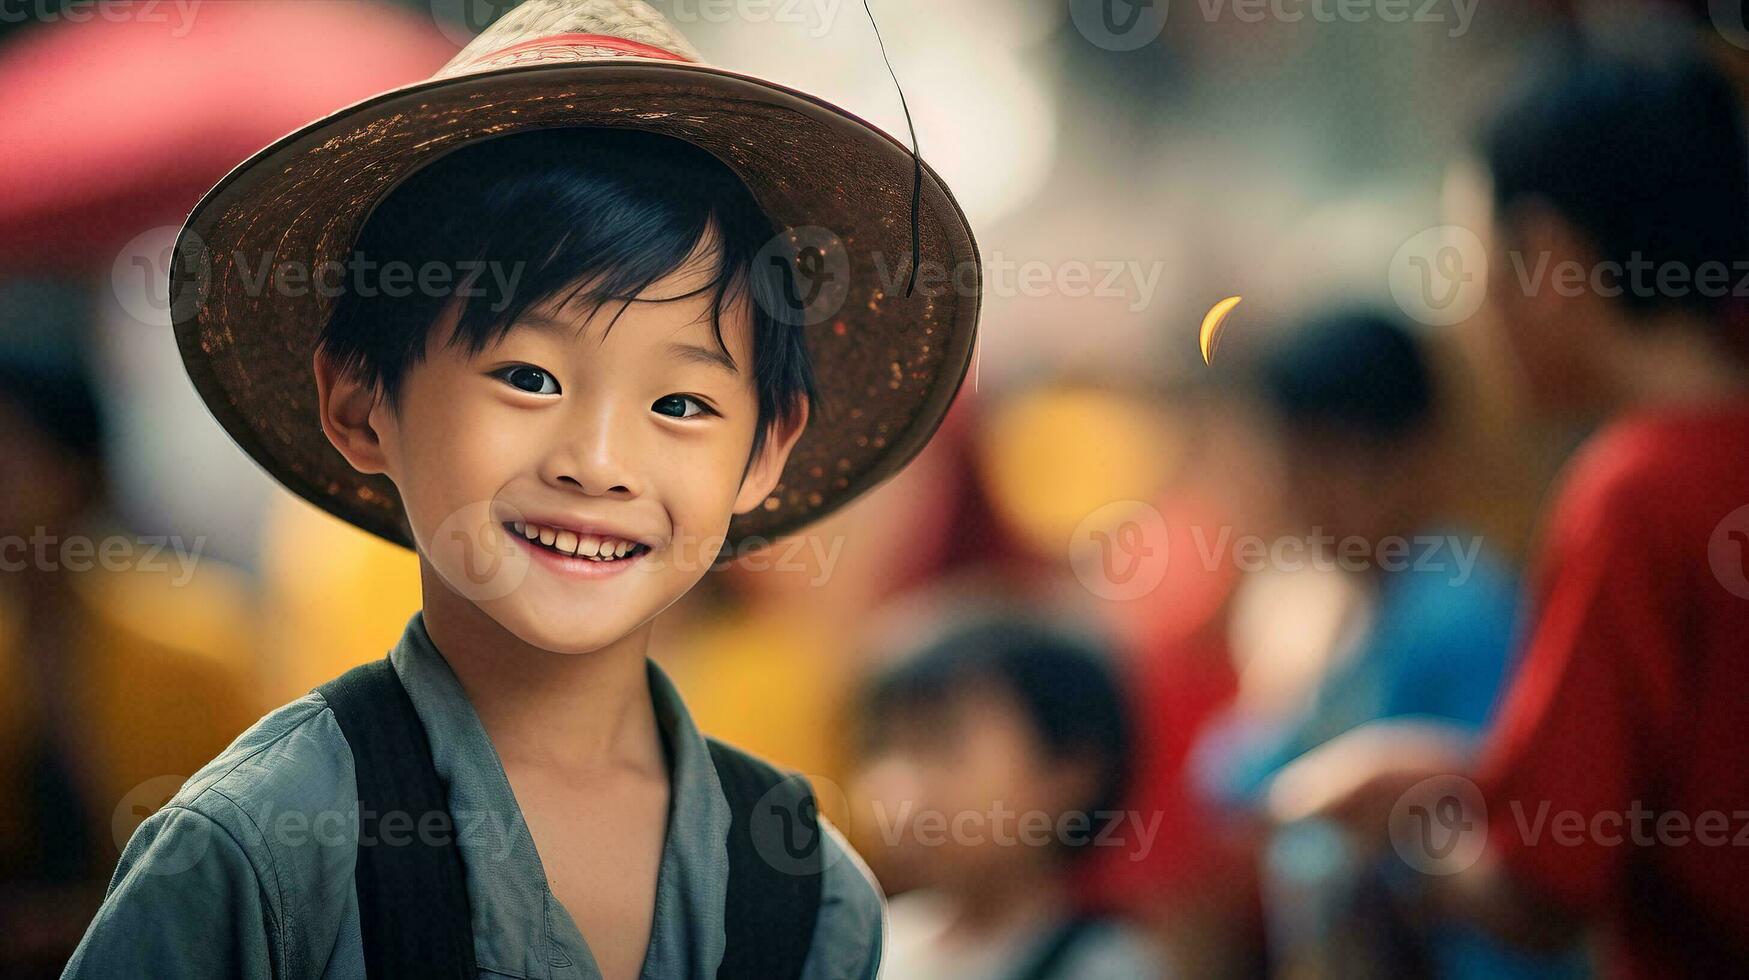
[63,611,886,979]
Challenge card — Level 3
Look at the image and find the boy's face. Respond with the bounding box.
[322,238,805,655]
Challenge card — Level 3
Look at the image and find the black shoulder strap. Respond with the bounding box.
[318,660,823,979]
[317,658,477,980]
[707,738,825,980]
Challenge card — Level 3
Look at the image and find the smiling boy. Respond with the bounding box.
[62,2,980,978]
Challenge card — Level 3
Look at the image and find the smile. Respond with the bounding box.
[503,521,652,563]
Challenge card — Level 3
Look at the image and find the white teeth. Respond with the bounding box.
[512,521,641,560]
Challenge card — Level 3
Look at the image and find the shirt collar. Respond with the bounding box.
[388,611,732,979]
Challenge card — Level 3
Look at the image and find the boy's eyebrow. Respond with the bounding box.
[667,341,740,376]
[514,312,739,375]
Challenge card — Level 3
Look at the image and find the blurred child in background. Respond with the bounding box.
[1294,29,1749,977]
[1201,307,1583,978]
[853,614,1169,980]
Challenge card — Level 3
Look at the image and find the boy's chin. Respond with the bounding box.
[480,594,655,656]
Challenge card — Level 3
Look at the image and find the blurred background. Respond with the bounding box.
[4,0,1747,976]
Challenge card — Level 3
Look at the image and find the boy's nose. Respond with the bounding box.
[538,412,641,498]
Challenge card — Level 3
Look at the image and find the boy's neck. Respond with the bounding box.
[418,564,665,778]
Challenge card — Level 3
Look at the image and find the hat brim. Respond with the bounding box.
[171,59,979,553]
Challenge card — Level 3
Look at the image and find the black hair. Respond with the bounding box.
[317,126,818,466]
[1478,32,1749,320]
[860,615,1134,857]
[1257,307,1433,442]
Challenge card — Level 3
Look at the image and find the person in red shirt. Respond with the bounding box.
[1272,26,1749,978]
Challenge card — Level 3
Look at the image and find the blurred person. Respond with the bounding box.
[1280,31,1749,979]
[0,282,259,977]
[853,614,1170,980]
[1197,308,1582,978]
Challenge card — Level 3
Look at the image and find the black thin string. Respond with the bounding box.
[862,0,923,298]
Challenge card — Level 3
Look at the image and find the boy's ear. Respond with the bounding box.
[312,348,390,476]
[732,397,810,515]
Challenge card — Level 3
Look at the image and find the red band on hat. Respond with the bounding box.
[474,32,695,66]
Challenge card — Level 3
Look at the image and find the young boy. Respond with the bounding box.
[62,1,981,977]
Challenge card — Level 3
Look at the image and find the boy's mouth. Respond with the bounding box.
[503,521,652,563]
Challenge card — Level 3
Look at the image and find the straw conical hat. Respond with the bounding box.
[171,0,980,550]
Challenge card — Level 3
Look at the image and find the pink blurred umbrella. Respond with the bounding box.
[0,1,458,272]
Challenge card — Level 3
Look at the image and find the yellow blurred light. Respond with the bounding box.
[978,386,1180,556]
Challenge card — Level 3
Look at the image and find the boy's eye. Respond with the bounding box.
[495,365,559,395]
[652,394,713,419]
